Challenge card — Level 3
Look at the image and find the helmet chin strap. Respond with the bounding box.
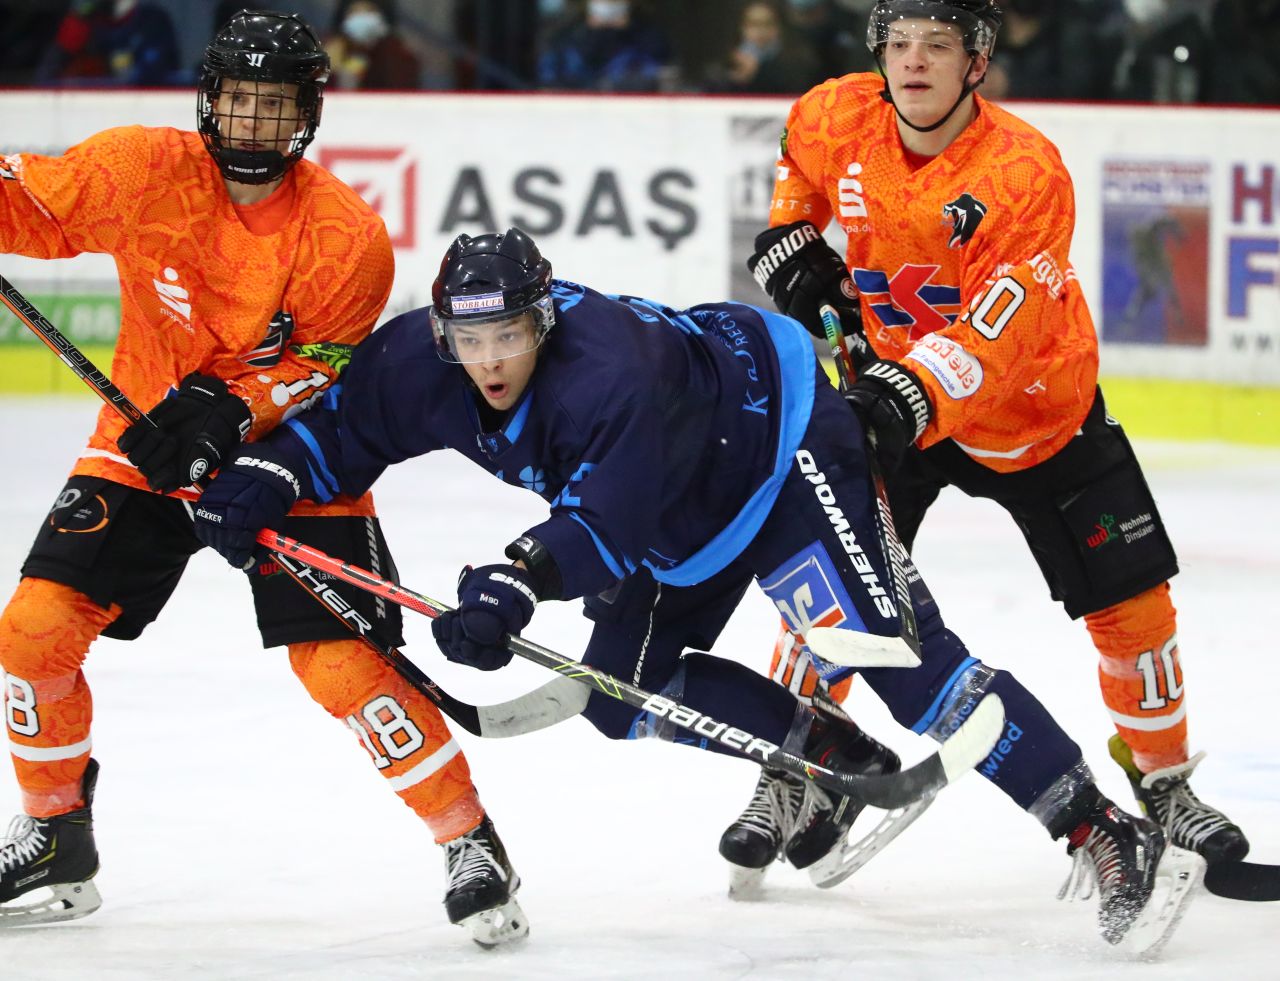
[877,53,982,134]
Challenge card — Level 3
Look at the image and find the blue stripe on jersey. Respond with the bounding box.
[504,389,533,444]
[568,511,633,580]
[285,418,341,501]
[647,307,815,587]
[910,655,979,734]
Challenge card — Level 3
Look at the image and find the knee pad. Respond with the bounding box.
[0,578,117,680]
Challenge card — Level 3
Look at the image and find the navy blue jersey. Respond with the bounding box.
[270,281,818,600]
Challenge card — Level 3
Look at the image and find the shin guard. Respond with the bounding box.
[1084,583,1188,773]
[287,639,482,842]
[0,579,116,817]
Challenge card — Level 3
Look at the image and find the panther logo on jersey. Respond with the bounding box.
[942,193,988,249]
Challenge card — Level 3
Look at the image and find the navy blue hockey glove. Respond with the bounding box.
[747,221,872,370]
[192,450,301,570]
[845,360,933,472]
[117,373,252,494]
[431,564,539,671]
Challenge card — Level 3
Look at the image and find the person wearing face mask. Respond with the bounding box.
[709,0,823,95]
[325,0,421,90]
[35,0,179,86]
[539,0,672,92]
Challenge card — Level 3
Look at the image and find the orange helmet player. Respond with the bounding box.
[726,0,1245,889]
[0,10,525,946]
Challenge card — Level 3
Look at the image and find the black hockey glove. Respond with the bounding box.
[191,449,301,570]
[746,220,872,370]
[431,564,539,672]
[845,360,933,473]
[118,372,252,493]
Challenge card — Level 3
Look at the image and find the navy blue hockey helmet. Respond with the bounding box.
[197,10,330,185]
[430,228,556,364]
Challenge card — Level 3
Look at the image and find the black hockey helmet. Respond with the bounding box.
[866,0,1002,58]
[866,1,1002,134]
[197,10,330,185]
[430,227,556,364]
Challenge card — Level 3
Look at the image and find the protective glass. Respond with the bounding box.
[431,295,555,364]
[867,1,997,58]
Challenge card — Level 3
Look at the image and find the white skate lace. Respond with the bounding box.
[1151,778,1233,852]
[1057,826,1121,903]
[737,773,804,844]
[445,831,507,891]
[0,816,46,878]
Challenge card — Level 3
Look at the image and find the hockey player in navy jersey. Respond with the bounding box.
[192,227,1200,950]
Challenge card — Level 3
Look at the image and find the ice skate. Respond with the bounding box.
[0,758,101,927]
[442,814,528,947]
[784,710,900,870]
[1110,735,1249,865]
[718,768,805,898]
[1058,794,1203,955]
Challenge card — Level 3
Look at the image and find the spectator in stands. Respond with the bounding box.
[325,0,421,90]
[1115,0,1210,103]
[707,0,823,95]
[984,0,1128,101]
[784,0,876,79]
[539,0,672,92]
[36,0,180,87]
[1206,0,1280,104]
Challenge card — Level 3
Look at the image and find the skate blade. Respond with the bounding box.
[461,896,529,948]
[1120,846,1205,958]
[0,879,102,927]
[727,864,769,901]
[808,793,936,889]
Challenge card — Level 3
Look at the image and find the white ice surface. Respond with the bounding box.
[1,397,1277,980]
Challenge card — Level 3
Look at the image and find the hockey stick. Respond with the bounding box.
[1202,860,1280,902]
[258,528,1007,810]
[0,272,586,738]
[803,304,922,670]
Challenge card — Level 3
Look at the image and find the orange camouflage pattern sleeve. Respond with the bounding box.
[770,80,839,230]
[0,126,150,258]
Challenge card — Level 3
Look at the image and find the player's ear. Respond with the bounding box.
[968,53,990,88]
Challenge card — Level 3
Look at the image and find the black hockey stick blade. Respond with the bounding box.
[1203,861,1280,902]
[803,693,1003,809]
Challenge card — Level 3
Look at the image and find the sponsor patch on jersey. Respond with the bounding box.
[450,292,506,314]
[905,334,984,399]
[759,541,865,642]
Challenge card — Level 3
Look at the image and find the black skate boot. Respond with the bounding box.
[718,768,804,897]
[1110,735,1249,865]
[1058,791,1202,952]
[0,758,101,927]
[442,814,528,947]
[784,710,900,870]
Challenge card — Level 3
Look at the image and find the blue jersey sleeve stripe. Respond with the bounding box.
[284,418,341,500]
[567,511,632,579]
[305,461,335,503]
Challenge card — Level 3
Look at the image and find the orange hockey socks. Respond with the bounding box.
[288,639,484,842]
[1084,583,1189,773]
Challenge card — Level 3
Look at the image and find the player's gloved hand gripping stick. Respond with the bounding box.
[0,271,586,738]
[256,527,1006,811]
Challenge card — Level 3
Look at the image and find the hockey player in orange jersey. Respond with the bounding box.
[724,0,1247,889]
[0,10,525,946]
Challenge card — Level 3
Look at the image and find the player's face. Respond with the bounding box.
[213,79,304,154]
[882,19,986,126]
[457,314,541,411]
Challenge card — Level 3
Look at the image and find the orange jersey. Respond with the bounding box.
[0,125,393,515]
[771,74,1099,472]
